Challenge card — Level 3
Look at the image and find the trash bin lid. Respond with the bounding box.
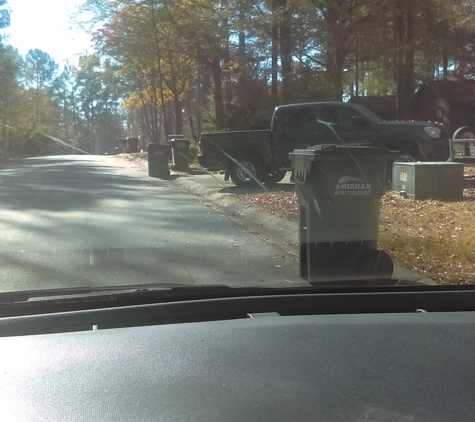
[167,135,186,141]
[147,143,171,152]
[290,144,392,183]
[147,143,159,152]
[168,138,190,147]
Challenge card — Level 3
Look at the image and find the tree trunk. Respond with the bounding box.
[188,111,198,142]
[174,96,183,134]
[271,0,278,105]
[355,37,359,97]
[157,66,170,140]
[442,47,448,79]
[395,4,405,120]
[458,57,467,81]
[197,64,211,135]
[238,6,247,91]
[210,59,226,130]
[325,34,345,101]
[278,0,292,104]
[333,45,345,101]
[403,2,415,120]
[138,78,156,143]
[223,17,232,113]
[238,8,246,55]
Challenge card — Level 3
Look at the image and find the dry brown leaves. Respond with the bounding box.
[235,169,475,285]
[378,192,475,284]
[237,191,299,222]
[120,152,475,285]
[121,152,148,162]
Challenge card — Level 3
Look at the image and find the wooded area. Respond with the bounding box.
[1,0,475,155]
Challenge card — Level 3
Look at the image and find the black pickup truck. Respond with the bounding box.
[198,102,451,187]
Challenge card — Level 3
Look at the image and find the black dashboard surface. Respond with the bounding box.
[0,311,474,421]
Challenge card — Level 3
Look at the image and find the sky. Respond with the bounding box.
[4,0,93,66]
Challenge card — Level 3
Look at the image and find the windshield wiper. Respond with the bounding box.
[0,282,461,306]
[0,283,233,304]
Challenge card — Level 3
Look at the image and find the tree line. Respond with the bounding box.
[2,0,475,155]
[81,0,475,141]
[0,0,126,156]
[0,45,126,155]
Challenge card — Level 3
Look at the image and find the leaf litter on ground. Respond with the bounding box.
[235,167,475,285]
[119,153,475,285]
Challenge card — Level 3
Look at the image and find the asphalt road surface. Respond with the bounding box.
[0,155,307,293]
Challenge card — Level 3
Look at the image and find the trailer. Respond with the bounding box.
[411,80,475,160]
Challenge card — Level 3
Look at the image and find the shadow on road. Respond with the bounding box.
[0,245,303,291]
[0,155,169,212]
[0,156,305,290]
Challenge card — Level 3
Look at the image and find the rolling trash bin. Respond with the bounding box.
[167,136,191,171]
[290,144,394,284]
[126,137,139,153]
[147,143,171,178]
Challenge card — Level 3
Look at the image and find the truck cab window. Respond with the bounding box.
[338,107,360,126]
[318,106,340,125]
[281,108,317,130]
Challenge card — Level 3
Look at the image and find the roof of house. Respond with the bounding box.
[348,95,397,116]
[416,80,475,104]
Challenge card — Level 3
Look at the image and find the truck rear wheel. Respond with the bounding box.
[230,157,265,188]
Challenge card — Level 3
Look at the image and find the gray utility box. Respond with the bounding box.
[392,162,464,200]
[290,144,393,284]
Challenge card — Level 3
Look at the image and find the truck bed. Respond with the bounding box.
[198,130,272,171]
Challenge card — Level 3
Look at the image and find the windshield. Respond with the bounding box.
[0,0,473,299]
[349,103,384,123]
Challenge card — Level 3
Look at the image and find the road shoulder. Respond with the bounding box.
[113,154,435,286]
[170,171,435,286]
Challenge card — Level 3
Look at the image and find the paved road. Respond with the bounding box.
[0,155,308,292]
[170,165,435,286]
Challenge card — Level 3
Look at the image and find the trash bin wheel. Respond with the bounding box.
[230,156,265,188]
[264,170,287,185]
[357,250,394,279]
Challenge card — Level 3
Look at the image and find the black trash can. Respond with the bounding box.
[147,143,171,178]
[289,144,393,284]
[127,137,139,153]
[120,139,127,151]
[168,137,191,171]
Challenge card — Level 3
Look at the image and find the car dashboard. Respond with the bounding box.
[0,288,474,421]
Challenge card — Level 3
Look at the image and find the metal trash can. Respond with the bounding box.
[126,137,139,153]
[168,136,190,171]
[147,143,171,178]
[120,139,127,151]
[290,144,393,284]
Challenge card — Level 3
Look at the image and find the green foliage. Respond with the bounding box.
[0,0,10,42]
[3,0,475,159]
[25,49,58,90]
[187,142,200,163]
[78,0,475,132]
